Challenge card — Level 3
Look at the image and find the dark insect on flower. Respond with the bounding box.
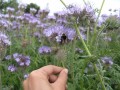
[60,34,68,44]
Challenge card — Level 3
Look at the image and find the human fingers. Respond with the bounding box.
[38,65,64,77]
[23,79,29,90]
[49,75,58,83]
[53,69,68,90]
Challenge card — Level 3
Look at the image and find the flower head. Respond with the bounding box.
[43,25,76,43]
[7,7,15,13]
[0,32,11,46]
[101,56,113,66]
[5,55,11,60]
[13,53,31,66]
[24,74,29,79]
[38,46,52,54]
[8,65,17,72]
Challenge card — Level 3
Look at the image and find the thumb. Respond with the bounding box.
[53,69,68,90]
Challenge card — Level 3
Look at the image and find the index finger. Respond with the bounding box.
[38,65,64,76]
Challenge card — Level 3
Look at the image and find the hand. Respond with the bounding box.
[23,65,68,90]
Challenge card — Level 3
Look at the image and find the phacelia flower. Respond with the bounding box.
[101,56,113,66]
[13,53,31,66]
[24,74,29,79]
[0,32,11,46]
[7,7,15,13]
[5,55,11,60]
[38,46,52,54]
[43,25,76,43]
[8,65,17,72]
[12,21,21,30]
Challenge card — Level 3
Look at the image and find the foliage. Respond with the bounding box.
[25,3,40,14]
[0,0,120,90]
[0,0,18,13]
[103,15,120,30]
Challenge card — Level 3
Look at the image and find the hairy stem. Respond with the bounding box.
[74,24,92,56]
[94,64,106,90]
[91,0,105,44]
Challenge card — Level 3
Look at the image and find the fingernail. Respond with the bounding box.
[64,69,68,74]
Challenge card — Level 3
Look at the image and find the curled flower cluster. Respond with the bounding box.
[38,46,52,54]
[101,56,113,66]
[7,7,15,13]
[8,65,17,72]
[13,53,31,66]
[0,32,11,46]
[43,25,76,43]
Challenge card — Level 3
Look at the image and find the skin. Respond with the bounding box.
[23,65,68,90]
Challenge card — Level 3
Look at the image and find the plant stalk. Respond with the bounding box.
[93,64,106,90]
[74,24,92,56]
[91,0,105,44]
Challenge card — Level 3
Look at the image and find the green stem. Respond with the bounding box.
[0,61,2,90]
[91,0,105,44]
[93,64,106,90]
[60,0,92,57]
[74,24,92,56]
[60,0,68,8]
[87,20,90,45]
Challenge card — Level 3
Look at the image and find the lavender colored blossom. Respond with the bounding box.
[38,9,50,14]
[5,55,11,60]
[13,53,31,66]
[0,19,10,29]
[8,65,17,72]
[29,18,40,26]
[12,21,21,30]
[34,32,41,38]
[101,56,113,66]
[36,23,49,30]
[0,32,11,46]
[16,16,24,21]
[56,19,67,25]
[24,74,29,79]
[43,25,76,43]
[38,46,52,54]
[7,7,15,13]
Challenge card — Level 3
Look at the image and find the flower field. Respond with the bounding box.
[0,0,120,90]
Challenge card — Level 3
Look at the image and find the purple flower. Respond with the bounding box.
[8,65,17,72]
[0,32,11,46]
[38,46,52,54]
[43,25,76,43]
[101,56,113,66]
[34,32,41,38]
[5,55,11,60]
[29,18,40,26]
[7,7,15,13]
[24,74,29,79]
[12,21,21,30]
[13,53,31,66]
